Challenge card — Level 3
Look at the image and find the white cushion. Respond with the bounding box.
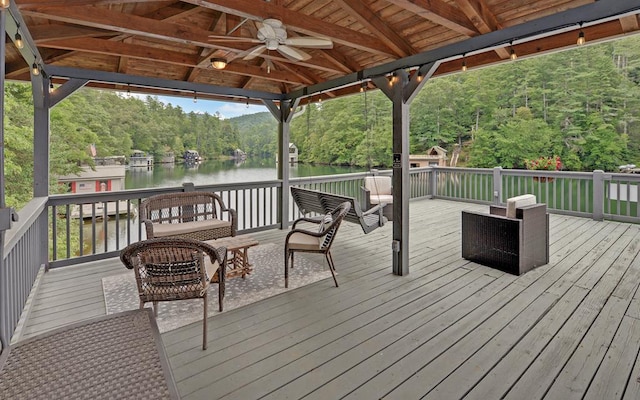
[369,194,393,205]
[152,219,230,237]
[506,194,536,218]
[364,176,392,195]
[288,232,321,251]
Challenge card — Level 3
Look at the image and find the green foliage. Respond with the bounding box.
[5,36,640,214]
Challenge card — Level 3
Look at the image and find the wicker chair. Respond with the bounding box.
[284,201,351,288]
[140,191,237,241]
[120,238,227,350]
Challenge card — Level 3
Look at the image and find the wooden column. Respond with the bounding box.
[372,63,436,276]
[264,98,300,229]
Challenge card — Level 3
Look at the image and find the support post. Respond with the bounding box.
[493,166,502,204]
[593,170,604,221]
[264,98,299,229]
[0,5,8,349]
[372,66,430,276]
[32,75,50,198]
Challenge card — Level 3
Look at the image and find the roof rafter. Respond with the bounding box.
[384,0,479,36]
[455,0,510,58]
[178,0,397,57]
[333,0,416,58]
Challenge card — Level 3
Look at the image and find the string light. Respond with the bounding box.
[510,45,517,61]
[0,0,9,9]
[14,25,23,49]
[461,55,467,72]
[246,97,250,108]
[577,28,585,46]
[126,84,131,98]
[31,62,39,76]
[49,81,54,93]
[193,91,197,103]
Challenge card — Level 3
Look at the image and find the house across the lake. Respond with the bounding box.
[129,150,154,169]
[183,149,202,165]
[57,156,133,219]
[409,145,448,167]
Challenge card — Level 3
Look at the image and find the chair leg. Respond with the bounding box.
[153,301,159,317]
[325,251,339,287]
[202,294,208,350]
[218,280,224,312]
[284,249,290,288]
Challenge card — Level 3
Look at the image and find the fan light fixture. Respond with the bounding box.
[211,57,227,70]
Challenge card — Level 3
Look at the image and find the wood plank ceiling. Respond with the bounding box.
[6,0,640,103]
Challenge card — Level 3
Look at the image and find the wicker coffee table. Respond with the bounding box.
[205,235,259,279]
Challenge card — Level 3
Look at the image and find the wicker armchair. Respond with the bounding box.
[284,201,351,288]
[120,238,227,350]
[140,191,237,241]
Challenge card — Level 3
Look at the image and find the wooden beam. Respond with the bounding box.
[385,0,479,36]
[22,5,346,74]
[619,15,640,33]
[179,0,397,57]
[455,0,510,58]
[30,25,114,41]
[333,0,415,58]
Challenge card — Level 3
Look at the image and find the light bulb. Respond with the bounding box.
[461,60,467,72]
[14,32,23,49]
[510,48,517,61]
[577,31,585,46]
[31,62,39,76]
[0,0,9,9]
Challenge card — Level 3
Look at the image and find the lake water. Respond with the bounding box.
[80,158,366,255]
[126,158,367,189]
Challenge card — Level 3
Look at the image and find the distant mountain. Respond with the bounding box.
[229,112,276,132]
[229,112,278,157]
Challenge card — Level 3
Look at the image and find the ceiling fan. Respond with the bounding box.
[209,18,333,62]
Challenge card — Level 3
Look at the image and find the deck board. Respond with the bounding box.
[19,198,640,399]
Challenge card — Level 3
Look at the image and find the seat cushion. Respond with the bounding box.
[203,256,220,282]
[506,194,536,218]
[369,194,393,205]
[288,232,321,251]
[152,219,230,237]
[364,176,392,195]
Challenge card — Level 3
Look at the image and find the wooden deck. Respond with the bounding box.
[19,198,640,399]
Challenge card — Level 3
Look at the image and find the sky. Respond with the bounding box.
[122,91,266,119]
[156,94,266,119]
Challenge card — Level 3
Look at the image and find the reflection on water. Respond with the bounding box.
[82,159,367,256]
[126,158,367,189]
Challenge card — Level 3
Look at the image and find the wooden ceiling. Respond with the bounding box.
[5,0,640,103]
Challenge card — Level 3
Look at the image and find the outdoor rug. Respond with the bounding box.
[0,309,179,400]
[103,243,330,333]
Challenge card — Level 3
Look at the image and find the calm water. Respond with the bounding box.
[80,158,365,255]
[125,158,367,189]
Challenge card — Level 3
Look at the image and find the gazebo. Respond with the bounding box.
[1,0,640,355]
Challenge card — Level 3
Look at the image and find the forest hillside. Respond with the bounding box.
[4,35,640,208]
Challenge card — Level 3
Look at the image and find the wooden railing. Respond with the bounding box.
[2,165,640,344]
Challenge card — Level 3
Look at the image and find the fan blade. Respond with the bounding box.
[284,37,333,49]
[243,45,267,60]
[277,45,311,61]
[208,35,261,43]
[257,21,276,40]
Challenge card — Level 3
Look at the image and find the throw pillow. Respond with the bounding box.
[318,213,333,233]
